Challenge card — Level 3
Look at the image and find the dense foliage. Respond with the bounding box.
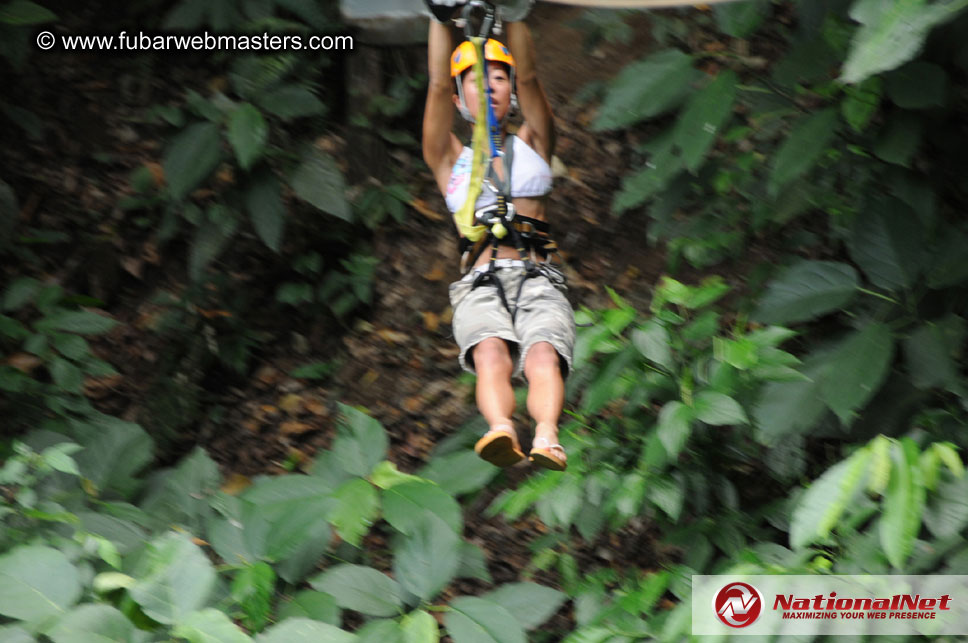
[2,0,967,641]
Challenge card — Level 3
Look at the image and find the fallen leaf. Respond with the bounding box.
[305,398,328,417]
[279,393,303,415]
[221,473,251,495]
[362,369,379,386]
[422,261,447,282]
[120,256,143,279]
[280,420,315,435]
[410,198,444,221]
[5,353,42,374]
[422,311,440,332]
[376,329,409,344]
[83,374,124,399]
[255,365,281,387]
[145,162,165,187]
[403,396,423,413]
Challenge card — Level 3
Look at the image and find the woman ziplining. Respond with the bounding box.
[421,0,574,471]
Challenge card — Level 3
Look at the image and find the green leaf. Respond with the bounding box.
[0,0,56,25]
[848,197,923,291]
[289,149,351,221]
[382,480,462,536]
[246,171,285,252]
[483,583,566,631]
[418,450,498,497]
[922,476,968,539]
[612,131,684,213]
[673,70,737,172]
[370,460,423,489]
[712,337,757,370]
[41,442,81,476]
[819,323,894,426]
[331,404,388,477]
[648,475,685,522]
[841,0,968,84]
[228,103,267,170]
[904,316,965,390]
[231,562,275,632]
[769,109,838,196]
[256,85,327,120]
[592,49,699,131]
[393,513,460,601]
[172,608,253,643]
[753,260,859,325]
[45,605,138,643]
[713,0,767,38]
[256,618,355,643]
[841,76,882,133]
[356,620,403,643]
[868,435,892,495]
[632,321,673,371]
[457,542,492,583]
[0,545,81,621]
[656,401,694,460]
[328,478,379,548]
[53,333,90,360]
[927,226,968,288]
[129,532,216,625]
[885,62,947,108]
[309,564,403,617]
[164,122,222,200]
[873,113,923,167]
[879,440,925,569]
[693,391,748,425]
[72,416,153,498]
[934,443,964,479]
[41,309,118,334]
[401,609,439,643]
[277,590,340,625]
[2,277,41,311]
[190,205,239,280]
[790,447,871,549]
[49,356,83,392]
[444,597,526,643]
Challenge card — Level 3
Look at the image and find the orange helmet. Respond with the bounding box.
[450,39,515,78]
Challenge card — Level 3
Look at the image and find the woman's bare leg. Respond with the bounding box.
[472,337,515,428]
[523,341,565,461]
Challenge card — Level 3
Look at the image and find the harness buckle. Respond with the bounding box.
[474,202,515,228]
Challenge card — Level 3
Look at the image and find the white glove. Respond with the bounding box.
[495,0,534,22]
[425,0,469,22]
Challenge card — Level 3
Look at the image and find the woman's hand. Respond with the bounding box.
[496,0,534,22]
[424,0,468,23]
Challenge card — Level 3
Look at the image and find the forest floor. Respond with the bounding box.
[1,3,710,633]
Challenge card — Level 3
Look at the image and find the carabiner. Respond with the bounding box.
[460,1,495,40]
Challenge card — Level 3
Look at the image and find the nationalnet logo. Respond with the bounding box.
[693,575,968,636]
[713,582,763,628]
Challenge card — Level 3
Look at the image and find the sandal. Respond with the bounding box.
[529,436,567,471]
[474,425,525,467]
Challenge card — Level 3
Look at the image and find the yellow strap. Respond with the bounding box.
[454,37,489,243]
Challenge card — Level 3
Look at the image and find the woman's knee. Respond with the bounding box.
[524,342,561,375]
[472,337,513,372]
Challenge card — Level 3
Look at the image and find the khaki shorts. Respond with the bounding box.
[448,261,576,379]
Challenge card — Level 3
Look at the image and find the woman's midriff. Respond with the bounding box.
[469,195,549,268]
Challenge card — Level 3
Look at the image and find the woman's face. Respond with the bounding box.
[457,64,511,121]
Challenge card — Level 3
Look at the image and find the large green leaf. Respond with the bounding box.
[256,618,356,643]
[841,0,968,83]
[713,0,767,38]
[0,0,57,25]
[927,226,968,288]
[885,61,947,108]
[164,122,222,200]
[332,404,388,477]
[482,583,566,631]
[231,562,275,632]
[139,446,220,528]
[246,171,285,253]
[277,591,340,625]
[328,478,379,548]
[903,315,965,390]
[382,480,462,536]
[848,197,923,291]
[753,357,827,446]
[841,76,883,133]
[40,309,118,335]
[879,440,926,569]
[818,323,894,426]
[256,85,326,121]
[444,597,526,643]
[632,320,674,371]
[227,103,267,171]
[693,391,748,426]
[189,205,239,280]
[0,546,81,621]
[172,608,253,643]
[393,513,460,601]
[873,113,923,167]
[673,70,737,172]
[612,130,684,213]
[753,261,858,325]
[309,564,403,617]
[656,401,695,460]
[129,532,216,625]
[401,610,439,643]
[418,450,498,497]
[922,476,968,539]
[356,620,404,643]
[592,49,699,132]
[289,149,351,221]
[44,605,139,643]
[790,447,872,549]
[769,109,838,196]
[648,475,685,522]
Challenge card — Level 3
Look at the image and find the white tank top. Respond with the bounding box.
[444,135,553,213]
